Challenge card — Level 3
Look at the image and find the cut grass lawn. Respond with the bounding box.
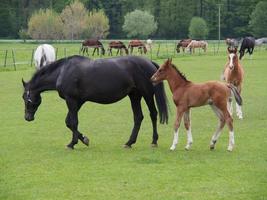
[0,42,266,200]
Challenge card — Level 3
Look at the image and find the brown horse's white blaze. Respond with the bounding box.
[223,47,244,119]
[151,58,242,152]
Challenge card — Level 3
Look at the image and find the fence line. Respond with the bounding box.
[0,40,237,70]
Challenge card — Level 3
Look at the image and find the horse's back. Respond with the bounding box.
[57,56,157,103]
[34,44,56,69]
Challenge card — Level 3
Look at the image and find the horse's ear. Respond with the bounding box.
[227,47,231,53]
[166,58,172,65]
[234,47,237,54]
[22,78,26,87]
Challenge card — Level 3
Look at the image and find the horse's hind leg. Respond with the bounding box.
[210,105,225,150]
[184,109,193,150]
[124,92,143,148]
[143,95,159,147]
[224,110,235,151]
[65,99,88,149]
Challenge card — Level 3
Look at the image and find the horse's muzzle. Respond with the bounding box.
[25,112,35,121]
[150,77,161,86]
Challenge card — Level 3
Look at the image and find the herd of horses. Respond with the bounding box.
[80,39,147,56]
[28,34,265,152]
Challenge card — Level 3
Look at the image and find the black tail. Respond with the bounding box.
[228,84,242,106]
[152,61,169,124]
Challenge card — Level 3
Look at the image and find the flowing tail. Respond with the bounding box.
[228,84,242,106]
[152,61,169,124]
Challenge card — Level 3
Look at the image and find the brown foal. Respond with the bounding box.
[151,58,242,151]
[223,47,244,119]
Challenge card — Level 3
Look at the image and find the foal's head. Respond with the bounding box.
[151,58,173,84]
[22,79,42,121]
[227,47,238,70]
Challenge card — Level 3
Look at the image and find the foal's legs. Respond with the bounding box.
[184,109,193,150]
[65,98,88,149]
[224,111,235,151]
[210,105,225,150]
[170,107,185,151]
[124,92,143,148]
[236,85,243,119]
[227,98,233,116]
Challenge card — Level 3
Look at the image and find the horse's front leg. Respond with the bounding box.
[92,48,96,56]
[65,99,88,149]
[184,109,193,150]
[170,107,185,151]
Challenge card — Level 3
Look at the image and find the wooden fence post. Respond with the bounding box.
[156,43,160,58]
[30,49,34,67]
[11,49,16,71]
[56,47,58,60]
[4,50,8,67]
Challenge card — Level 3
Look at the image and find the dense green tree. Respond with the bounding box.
[123,9,157,38]
[188,17,209,39]
[249,1,267,37]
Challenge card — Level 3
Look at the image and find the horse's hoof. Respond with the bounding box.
[227,146,233,152]
[83,136,89,146]
[66,145,74,150]
[123,144,132,149]
[151,143,158,148]
[210,146,215,150]
[170,146,176,151]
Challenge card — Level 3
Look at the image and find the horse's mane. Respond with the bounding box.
[171,64,190,82]
[30,56,77,85]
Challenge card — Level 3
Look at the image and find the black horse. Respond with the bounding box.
[22,55,168,149]
[239,37,255,60]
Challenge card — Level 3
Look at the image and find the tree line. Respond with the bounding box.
[0,0,266,39]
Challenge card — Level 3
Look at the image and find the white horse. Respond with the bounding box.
[255,37,267,46]
[34,44,56,70]
[146,39,153,51]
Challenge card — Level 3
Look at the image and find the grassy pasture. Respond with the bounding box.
[0,41,266,200]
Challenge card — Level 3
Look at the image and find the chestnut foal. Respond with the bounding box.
[223,47,244,119]
[151,59,242,151]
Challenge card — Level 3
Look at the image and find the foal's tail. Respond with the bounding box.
[228,84,243,106]
[152,61,169,124]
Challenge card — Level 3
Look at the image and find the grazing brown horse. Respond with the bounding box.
[151,58,242,152]
[81,39,105,56]
[128,40,147,54]
[108,41,129,56]
[187,40,208,53]
[223,47,244,119]
[176,39,192,53]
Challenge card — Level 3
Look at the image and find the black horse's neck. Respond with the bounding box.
[29,58,66,93]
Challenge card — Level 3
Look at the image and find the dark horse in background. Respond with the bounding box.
[128,40,147,54]
[239,37,255,60]
[22,55,168,149]
[108,41,129,56]
[80,39,105,56]
[176,39,192,53]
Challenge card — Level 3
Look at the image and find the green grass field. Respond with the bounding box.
[0,41,266,200]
